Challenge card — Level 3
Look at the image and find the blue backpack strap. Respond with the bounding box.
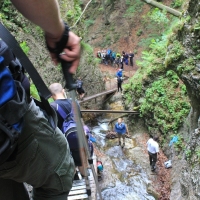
[55,104,68,120]
[0,56,16,107]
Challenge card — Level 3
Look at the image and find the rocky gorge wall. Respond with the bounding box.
[165,0,200,199]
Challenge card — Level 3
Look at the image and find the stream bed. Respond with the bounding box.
[91,118,156,200]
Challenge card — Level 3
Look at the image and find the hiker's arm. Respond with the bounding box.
[11,0,80,73]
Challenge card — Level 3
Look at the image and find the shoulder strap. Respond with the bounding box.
[56,104,68,120]
[52,100,72,120]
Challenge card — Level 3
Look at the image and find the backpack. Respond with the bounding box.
[77,80,82,88]
[107,49,112,56]
[0,39,29,164]
[112,52,116,59]
[53,102,76,136]
[117,76,123,83]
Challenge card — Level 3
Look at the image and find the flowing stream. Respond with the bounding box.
[90,98,155,200]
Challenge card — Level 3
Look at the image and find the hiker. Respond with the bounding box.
[120,56,124,70]
[76,77,85,100]
[147,135,159,171]
[114,118,127,148]
[129,51,134,67]
[117,76,123,92]
[0,0,81,199]
[49,83,88,177]
[116,68,123,78]
[124,53,129,66]
[97,160,103,181]
[83,125,96,143]
[111,51,116,65]
[101,49,107,65]
[114,53,121,68]
[97,50,101,58]
[83,125,95,157]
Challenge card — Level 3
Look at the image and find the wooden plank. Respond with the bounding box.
[81,110,139,114]
[71,185,86,191]
[67,194,88,200]
[68,189,87,196]
[72,180,86,186]
[79,88,117,103]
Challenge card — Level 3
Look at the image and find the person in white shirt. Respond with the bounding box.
[147,136,159,171]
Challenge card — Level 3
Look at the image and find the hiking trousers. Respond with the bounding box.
[117,83,122,92]
[0,100,75,200]
[148,151,157,169]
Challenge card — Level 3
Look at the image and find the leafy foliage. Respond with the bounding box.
[171,0,183,8]
[147,8,169,25]
[30,84,40,101]
[140,77,190,134]
[85,19,95,28]
[123,0,144,17]
[20,41,30,55]
[123,18,190,137]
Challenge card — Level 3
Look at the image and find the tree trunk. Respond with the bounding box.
[141,0,181,17]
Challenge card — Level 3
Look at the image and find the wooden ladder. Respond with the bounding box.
[68,169,96,200]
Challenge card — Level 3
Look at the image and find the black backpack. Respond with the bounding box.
[0,39,29,164]
[0,24,54,165]
[117,76,123,83]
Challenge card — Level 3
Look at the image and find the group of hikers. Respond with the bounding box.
[97,49,134,69]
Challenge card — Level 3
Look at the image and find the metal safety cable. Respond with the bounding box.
[61,60,103,200]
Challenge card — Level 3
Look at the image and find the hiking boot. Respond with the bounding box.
[117,141,121,146]
[151,166,156,171]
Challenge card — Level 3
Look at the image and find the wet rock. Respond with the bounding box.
[147,184,159,200]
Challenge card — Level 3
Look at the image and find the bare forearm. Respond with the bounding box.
[11,0,64,38]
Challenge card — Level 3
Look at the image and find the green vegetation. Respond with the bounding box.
[147,8,169,25]
[176,58,195,75]
[136,30,143,37]
[85,19,95,28]
[20,41,30,55]
[171,0,183,8]
[30,84,40,101]
[81,41,93,54]
[123,17,190,137]
[140,77,190,134]
[123,0,144,17]
[65,0,82,23]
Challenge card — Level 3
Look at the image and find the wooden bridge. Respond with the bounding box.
[79,88,117,103]
[81,110,139,114]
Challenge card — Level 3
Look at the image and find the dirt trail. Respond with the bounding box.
[99,62,137,90]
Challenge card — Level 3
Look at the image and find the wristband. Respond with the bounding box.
[46,22,70,57]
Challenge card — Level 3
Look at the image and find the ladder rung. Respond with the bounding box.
[68,189,87,196]
[67,194,88,200]
[71,185,86,191]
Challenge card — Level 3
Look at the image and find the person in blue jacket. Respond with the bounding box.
[116,68,123,77]
[114,118,127,148]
